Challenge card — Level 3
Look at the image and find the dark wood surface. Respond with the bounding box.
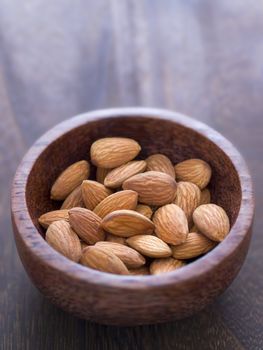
[0,0,262,348]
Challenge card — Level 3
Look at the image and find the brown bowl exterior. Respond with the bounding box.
[11,108,254,326]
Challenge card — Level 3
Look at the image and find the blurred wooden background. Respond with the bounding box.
[0,0,262,349]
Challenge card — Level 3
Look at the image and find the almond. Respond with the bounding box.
[153,204,188,245]
[172,232,216,259]
[93,190,138,218]
[104,160,147,188]
[69,207,105,244]
[102,209,154,237]
[95,242,145,268]
[146,154,175,178]
[51,160,90,200]
[129,267,149,275]
[135,204,153,219]
[175,159,211,189]
[81,180,112,210]
[38,209,69,229]
[106,233,127,245]
[123,171,177,206]
[46,220,81,262]
[90,137,141,168]
[96,167,111,184]
[126,235,172,258]
[193,204,230,242]
[190,224,200,233]
[173,181,201,224]
[200,188,211,205]
[80,246,129,275]
[61,185,84,209]
[150,258,185,275]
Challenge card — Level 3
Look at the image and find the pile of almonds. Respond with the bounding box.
[39,137,230,276]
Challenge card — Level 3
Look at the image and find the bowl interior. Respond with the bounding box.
[26,116,241,238]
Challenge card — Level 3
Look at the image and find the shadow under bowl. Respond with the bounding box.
[11,107,254,326]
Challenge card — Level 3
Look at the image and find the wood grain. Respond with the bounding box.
[1,0,263,348]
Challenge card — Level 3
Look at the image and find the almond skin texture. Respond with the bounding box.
[146,154,175,178]
[153,204,188,245]
[69,207,105,244]
[123,171,177,206]
[104,160,147,189]
[46,220,81,262]
[150,258,185,275]
[80,246,129,275]
[193,204,230,242]
[95,242,145,268]
[96,167,111,184]
[51,160,90,200]
[126,235,172,258]
[129,267,149,275]
[200,188,211,205]
[81,180,112,210]
[38,209,69,229]
[102,209,154,237]
[93,190,138,218]
[172,232,216,259]
[90,137,141,168]
[106,233,127,245]
[135,204,153,219]
[175,159,212,189]
[61,185,84,209]
[174,181,201,223]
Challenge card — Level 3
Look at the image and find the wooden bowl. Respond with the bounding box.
[11,108,254,326]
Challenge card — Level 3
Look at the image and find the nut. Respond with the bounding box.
[46,220,81,262]
[153,204,188,245]
[104,160,147,188]
[69,207,105,244]
[102,209,154,237]
[38,209,69,229]
[61,185,84,209]
[81,180,112,210]
[146,154,175,178]
[123,171,177,206]
[150,258,185,275]
[193,204,230,242]
[51,160,90,200]
[90,137,141,168]
[175,159,211,189]
[126,235,172,258]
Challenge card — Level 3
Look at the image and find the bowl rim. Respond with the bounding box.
[11,107,255,290]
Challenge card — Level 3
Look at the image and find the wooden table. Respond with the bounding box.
[1,1,262,349]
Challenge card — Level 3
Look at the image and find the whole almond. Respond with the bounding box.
[95,242,145,268]
[90,137,141,168]
[106,233,127,245]
[96,167,111,184]
[146,154,175,178]
[102,209,154,237]
[135,204,153,219]
[150,258,185,275]
[61,185,84,209]
[81,246,129,275]
[193,204,230,242]
[93,190,138,218]
[172,232,216,259]
[104,160,147,188]
[69,207,105,244]
[174,181,201,223]
[175,159,212,189]
[129,267,149,275]
[126,235,172,258]
[123,171,177,206]
[51,160,90,200]
[153,204,188,245]
[81,180,112,210]
[200,188,211,205]
[38,209,69,229]
[46,220,81,262]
